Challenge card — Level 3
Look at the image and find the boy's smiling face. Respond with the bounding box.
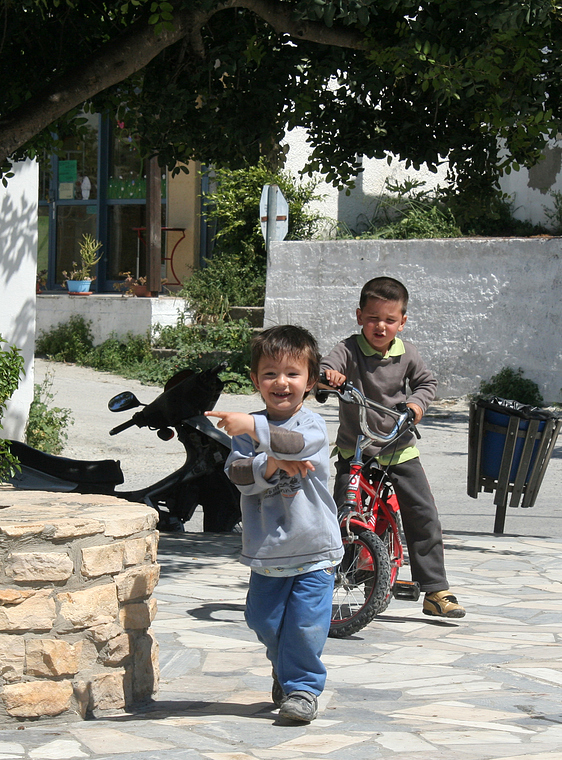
[357,296,407,355]
[251,354,314,421]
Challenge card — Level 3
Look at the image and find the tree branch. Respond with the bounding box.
[0,1,368,165]
[219,0,367,49]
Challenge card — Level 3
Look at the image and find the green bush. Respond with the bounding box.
[337,177,461,240]
[376,206,461,239]
[180,255,263,322]
[180,160,325,321]
[154,319,255,392]
[0,336,25,481]
[457,194,547,237]
[475,367,544,407]
[337,177,545,240]
[544,190,562,235]
[35,316,255,393]
[36,315,94,362]
[25,373,73,454]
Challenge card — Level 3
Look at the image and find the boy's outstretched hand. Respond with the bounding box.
[205,410,256,439]
[269,457,315,478]
[206,411,315,480]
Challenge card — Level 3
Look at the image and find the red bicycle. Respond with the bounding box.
[317,375,421,638]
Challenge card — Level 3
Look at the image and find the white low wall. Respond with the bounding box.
[36,294,186,346]
[264,238,562,403]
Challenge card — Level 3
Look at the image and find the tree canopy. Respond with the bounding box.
[1,0,561,194]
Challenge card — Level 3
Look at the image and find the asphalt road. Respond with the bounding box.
[35,358,562,539]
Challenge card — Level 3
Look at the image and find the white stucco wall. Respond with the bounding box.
[0,160,38,440]
[498,141,562,229]
[264,238,562,403]
[36,294,186,346]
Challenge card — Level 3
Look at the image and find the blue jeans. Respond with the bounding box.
[245,568,335,696]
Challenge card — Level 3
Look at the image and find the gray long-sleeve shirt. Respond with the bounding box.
[226,408,343,569]
[321,334,436,458]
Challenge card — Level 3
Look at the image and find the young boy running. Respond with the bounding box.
[321,276,465,619]
[206,325,343,722]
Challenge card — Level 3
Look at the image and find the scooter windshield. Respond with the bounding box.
[139,365,225,429]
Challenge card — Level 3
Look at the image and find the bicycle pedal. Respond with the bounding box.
[392,580,421,601]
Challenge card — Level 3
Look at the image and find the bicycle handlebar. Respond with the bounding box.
[316,372,419,448]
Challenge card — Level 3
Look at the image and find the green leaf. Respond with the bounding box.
[324,4,336,26]
[357,7,370,26]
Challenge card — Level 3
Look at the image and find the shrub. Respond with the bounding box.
[376,206,461,239]
[36,315,94,362]
[337,177,545,240]
[154,319,255,392]
[35,316,255,393]
[544,190,562,235]
[337,177,461,240]
[180,160,325,321]
[475,367,544,407]
[25,373,73,454]
[0,336,25,481]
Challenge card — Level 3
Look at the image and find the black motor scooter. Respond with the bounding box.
[7,365,241,533]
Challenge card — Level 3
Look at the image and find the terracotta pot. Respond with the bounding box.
[133,284,150,297]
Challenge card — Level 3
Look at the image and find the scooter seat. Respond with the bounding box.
[7,440,124,486]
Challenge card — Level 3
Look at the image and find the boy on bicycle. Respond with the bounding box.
[321,276,465,619]
[206,325,343,722]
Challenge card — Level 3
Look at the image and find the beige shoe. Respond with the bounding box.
[423,590,466,618]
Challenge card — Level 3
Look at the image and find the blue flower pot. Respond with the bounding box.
[67,280,91,293]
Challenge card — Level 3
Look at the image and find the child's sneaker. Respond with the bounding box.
[279,691,318,722]
[423,590,466,618]
[272,670,285,708]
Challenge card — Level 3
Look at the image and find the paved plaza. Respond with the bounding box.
[1,360,558,758]
[0,530,561,759]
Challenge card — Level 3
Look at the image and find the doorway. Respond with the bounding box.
[38,114,166,292]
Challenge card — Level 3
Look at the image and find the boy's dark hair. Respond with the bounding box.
[251,325,321,388]
[359,276,409,313]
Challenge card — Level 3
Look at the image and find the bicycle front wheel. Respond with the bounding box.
[329,529,392,638]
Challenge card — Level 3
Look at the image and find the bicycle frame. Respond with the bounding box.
[318,375,421,636]
[340,454,404,580]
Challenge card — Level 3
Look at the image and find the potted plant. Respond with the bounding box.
[113,271,150,297]
[113,272,168,297]
[36,269,47,294]
[62,234,103,293]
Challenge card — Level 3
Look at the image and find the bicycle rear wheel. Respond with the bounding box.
[329,529,392,638]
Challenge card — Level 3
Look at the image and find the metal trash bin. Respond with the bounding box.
[467,397,562,533]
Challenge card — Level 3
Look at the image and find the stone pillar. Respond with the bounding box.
[0,490,160,721]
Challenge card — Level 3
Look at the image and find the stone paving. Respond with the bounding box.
[0,528,561,759]
[6,361,559,758]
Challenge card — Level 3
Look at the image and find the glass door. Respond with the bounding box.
[38,112,100,290]
[38,114,166,292]
[106,125,166,286]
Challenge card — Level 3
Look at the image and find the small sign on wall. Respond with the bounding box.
[58,160,77,199]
